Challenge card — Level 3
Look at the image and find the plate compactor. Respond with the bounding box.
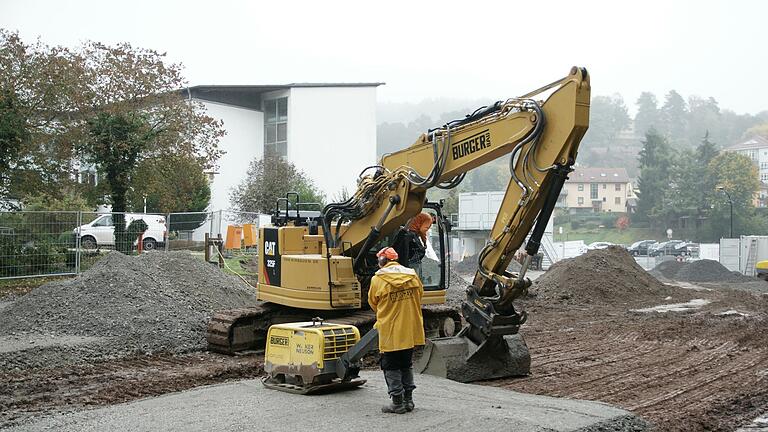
[262,319,380,394]
[262,317,531,394]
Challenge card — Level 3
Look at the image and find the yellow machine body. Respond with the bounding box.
[257,225,445,309]
[264,322,361,390]
[757,259,768,280]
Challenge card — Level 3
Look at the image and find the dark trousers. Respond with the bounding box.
[380,348,416,397]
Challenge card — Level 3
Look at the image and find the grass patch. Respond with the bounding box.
[554,226,666,245]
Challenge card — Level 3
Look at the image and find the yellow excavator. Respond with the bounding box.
[208,67,591,391]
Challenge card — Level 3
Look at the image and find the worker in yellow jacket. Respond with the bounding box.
[368,246,425,414]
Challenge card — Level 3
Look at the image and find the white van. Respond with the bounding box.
[75,213,166,251]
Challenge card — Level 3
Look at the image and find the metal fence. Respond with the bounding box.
[0,210,269,280]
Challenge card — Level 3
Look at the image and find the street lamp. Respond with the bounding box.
[716,186,733,238]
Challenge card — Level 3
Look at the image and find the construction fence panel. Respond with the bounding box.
[0,211,81,279]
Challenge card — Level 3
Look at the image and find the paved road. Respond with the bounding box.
[6,372,646,432]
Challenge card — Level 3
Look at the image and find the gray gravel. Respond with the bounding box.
[0,251,258,370]
[674,259,758,283]
[3,372,648,432]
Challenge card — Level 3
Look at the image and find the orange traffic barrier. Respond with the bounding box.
[225,225,243,250]
[243,224,257,247]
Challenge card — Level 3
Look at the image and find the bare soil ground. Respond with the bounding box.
[484,280,768,431]
[0,353,263,428]
[2,248,766,431]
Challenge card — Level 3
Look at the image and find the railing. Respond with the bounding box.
[0,210,269,280]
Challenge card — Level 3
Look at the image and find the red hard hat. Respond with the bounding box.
[376,247,399,260]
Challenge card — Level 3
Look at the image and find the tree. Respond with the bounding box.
[0,30,84,203]
[701,152,761,240]
[230,155,325,216]
[580,94,631,162]
[660,90,688,147]
[0,89,29,200]
[634,92,659,136]
[72,42,224,252]
[127,155,211,214]
[634,129,673,226]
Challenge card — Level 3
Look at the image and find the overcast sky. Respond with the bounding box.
[1,0,765,115]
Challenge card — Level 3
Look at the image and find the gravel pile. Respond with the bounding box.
[674,259,757,283]
[650,260,686,280]
[531,246,668,304]
[0,251,258,369]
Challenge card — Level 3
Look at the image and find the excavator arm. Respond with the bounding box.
[318,67,589,382]
[323,66,589,326]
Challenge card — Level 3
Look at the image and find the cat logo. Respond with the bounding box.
[264,241,276,256]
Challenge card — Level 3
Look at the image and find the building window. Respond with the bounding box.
[761,162,768,170]
[615,197,621,205]
[614,183,621,191]
[761,173,768,182]
[578,197,584,205]
[264,97,288,157]
[602,183,607,190]
[590,183,598,200]
[578,184,584,191]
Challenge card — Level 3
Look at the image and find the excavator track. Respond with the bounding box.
[207,302,462,355]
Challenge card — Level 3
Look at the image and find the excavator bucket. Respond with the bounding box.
[415,333,530,383]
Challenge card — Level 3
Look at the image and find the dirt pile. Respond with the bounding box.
[0,251,258,369]
[531,246,668,304]
[674,259,756,283]
[650,259,757,283]
[650,260,686,280]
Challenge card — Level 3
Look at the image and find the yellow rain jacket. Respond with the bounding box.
[368,261,425,352]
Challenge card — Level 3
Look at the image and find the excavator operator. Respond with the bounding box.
[368,247,425,414]
[392,212,433,274]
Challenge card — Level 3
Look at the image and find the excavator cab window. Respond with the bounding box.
[367,202,450,292]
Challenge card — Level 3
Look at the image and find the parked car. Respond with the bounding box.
[649,240,685,257]
[628,240,657,256]
[672,242,699,257]
[587,241,614,250]
[74,213,166,251]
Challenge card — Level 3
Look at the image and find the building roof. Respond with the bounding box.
[725,135,768,151]
[567,167,630,184]
[183,83,384,110]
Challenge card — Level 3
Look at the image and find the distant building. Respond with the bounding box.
[725,135,768,208]
[558,167,635,213]
[184,83,383,212]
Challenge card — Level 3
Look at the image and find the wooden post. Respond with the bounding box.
[204,232,210,263]
[217,234,224,268]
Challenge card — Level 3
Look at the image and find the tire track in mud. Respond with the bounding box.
[628,354,767,411]
[0,353,263,429]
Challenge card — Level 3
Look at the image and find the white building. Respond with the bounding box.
[185,83,382,212]
[452,191,557,268]
[725,135,768,207]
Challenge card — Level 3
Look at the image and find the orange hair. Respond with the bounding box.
[408,213,433,243]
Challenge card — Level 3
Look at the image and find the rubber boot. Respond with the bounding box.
[381,393,407,414]
[404,390,414,412]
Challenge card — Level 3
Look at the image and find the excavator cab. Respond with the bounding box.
[356,201,452,305]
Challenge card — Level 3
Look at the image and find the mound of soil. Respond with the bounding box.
[651,260,686,280]
[674,259,756,283]
[0,251,258,369]
[531,246,668,304]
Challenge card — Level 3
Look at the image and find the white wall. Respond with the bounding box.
[287,87,378,199]
[201,101,263,212]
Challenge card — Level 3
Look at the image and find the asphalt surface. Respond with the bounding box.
[6,372,646,432]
